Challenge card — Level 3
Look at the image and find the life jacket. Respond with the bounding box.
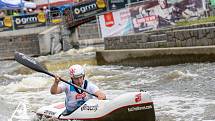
[65,80,89,111]
[71,80,88,94]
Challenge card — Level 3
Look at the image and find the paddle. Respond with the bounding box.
[14,52,98,97]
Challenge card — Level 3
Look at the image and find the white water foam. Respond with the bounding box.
[161,70,198,81]
[152,91,215,121]
[5,76,51,93]
[8,100,31,121]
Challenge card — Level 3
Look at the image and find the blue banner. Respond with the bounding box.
[71,0,107,21]
[13,13,46,30]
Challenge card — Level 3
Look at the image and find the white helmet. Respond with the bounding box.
[69,64,85,78]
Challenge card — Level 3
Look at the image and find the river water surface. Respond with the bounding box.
[0,47,215,121]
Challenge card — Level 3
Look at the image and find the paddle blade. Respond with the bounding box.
[14,52,48,75]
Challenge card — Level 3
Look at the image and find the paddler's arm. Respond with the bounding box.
[50,75,62,94]
[95,90,106,100]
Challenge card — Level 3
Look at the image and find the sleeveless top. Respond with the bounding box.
[59,80,99,111]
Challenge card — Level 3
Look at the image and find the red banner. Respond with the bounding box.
[104,12,115,27]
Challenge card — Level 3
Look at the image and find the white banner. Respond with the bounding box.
[98,8,133,38]
[0,0,36,9]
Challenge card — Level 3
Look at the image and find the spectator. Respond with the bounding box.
[0,11,5,17]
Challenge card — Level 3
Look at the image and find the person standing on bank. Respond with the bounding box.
[50,64,106,116]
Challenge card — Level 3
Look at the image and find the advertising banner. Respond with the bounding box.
[98,8,133,38]
[129,3,159,33]
[13,12,46,30]
[71,0,107,21]
[129,0,205,30]
[0,16,13,32]
[64,7,97,28]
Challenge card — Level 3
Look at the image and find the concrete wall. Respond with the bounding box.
[104,22,215,50]
[77,23,100,40]
[0,27,48,60]
[71,23,103,46]
[96,46,215,67]
[38,26,62,55]
[0,26,67,60]
[0,34,40,60]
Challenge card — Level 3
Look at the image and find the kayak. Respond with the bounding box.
[36,91,156,121]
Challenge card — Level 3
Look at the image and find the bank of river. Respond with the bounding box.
[97,46,215,67]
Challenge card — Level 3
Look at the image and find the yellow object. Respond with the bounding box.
[37,12,46,23]
[96,0,106,9]
[3,16,12,27]
[52,19,62,24]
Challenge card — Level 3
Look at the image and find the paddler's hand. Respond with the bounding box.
[51,75,62,94]
[95,90,106,100]
[54,75,61,84]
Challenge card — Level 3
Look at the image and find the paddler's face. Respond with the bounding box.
[72,76,84,86]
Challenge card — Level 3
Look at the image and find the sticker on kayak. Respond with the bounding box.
[81,104,99,112]
[127,105,153,112]
[135,93,142,102]
[44,110,56,116]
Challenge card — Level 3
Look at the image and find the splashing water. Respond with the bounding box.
[8,100,31,121]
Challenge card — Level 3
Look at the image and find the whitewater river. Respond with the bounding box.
[0,47,215,121]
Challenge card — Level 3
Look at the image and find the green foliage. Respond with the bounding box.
[176,16,215,26]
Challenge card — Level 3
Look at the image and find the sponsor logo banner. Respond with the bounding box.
[13,13,46,30]
[72,0,107,21]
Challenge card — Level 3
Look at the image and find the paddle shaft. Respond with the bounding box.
[14,52,98,98]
